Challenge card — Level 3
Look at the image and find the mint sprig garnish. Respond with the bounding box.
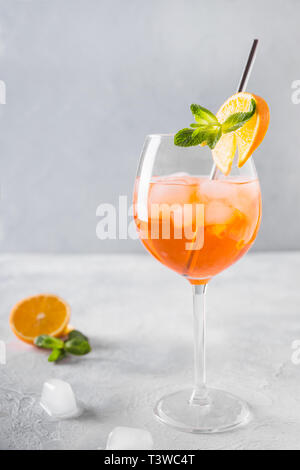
[174,99,256,149]
[34,330,92,363]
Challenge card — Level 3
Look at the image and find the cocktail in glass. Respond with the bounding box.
[133,134,261,433]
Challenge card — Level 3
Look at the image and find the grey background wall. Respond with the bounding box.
[0,0,298,253]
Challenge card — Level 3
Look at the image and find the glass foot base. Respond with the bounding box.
[154,388,251,434]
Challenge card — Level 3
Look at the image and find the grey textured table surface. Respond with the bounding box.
[0,252,300,450]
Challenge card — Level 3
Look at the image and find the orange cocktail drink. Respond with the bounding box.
[134,174,261,284]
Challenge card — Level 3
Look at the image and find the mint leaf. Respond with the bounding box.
[68,330,89,342]
[34,335,64,350]
[174,125,221,149]
[64,338,91,356]
[174,128,203,147]
[222,99,256,134]
[205,126,222,149]
[192,125,222,149]
[190,104,219,125]
[48,348,66,362]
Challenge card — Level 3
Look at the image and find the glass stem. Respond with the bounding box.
[190,284,210,406]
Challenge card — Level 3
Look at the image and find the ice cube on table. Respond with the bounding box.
[40,378,80,419]
[106,426,153,450]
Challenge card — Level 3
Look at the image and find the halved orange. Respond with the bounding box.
[212,92,270,175]
[9,294,71,344]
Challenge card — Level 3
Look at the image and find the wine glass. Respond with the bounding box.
[133,134,261,433]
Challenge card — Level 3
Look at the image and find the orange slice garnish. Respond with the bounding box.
[212,92,270,175]
[9,294,71,344]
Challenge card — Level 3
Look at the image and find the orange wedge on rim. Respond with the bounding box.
[9,294,71,344]
[212,92,270,175]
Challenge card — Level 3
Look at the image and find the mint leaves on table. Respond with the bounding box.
[34,335,64,350]
[174,99,256,149]
[34,330,91,363]
[48,348,66,362]
[65,337,91,356]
